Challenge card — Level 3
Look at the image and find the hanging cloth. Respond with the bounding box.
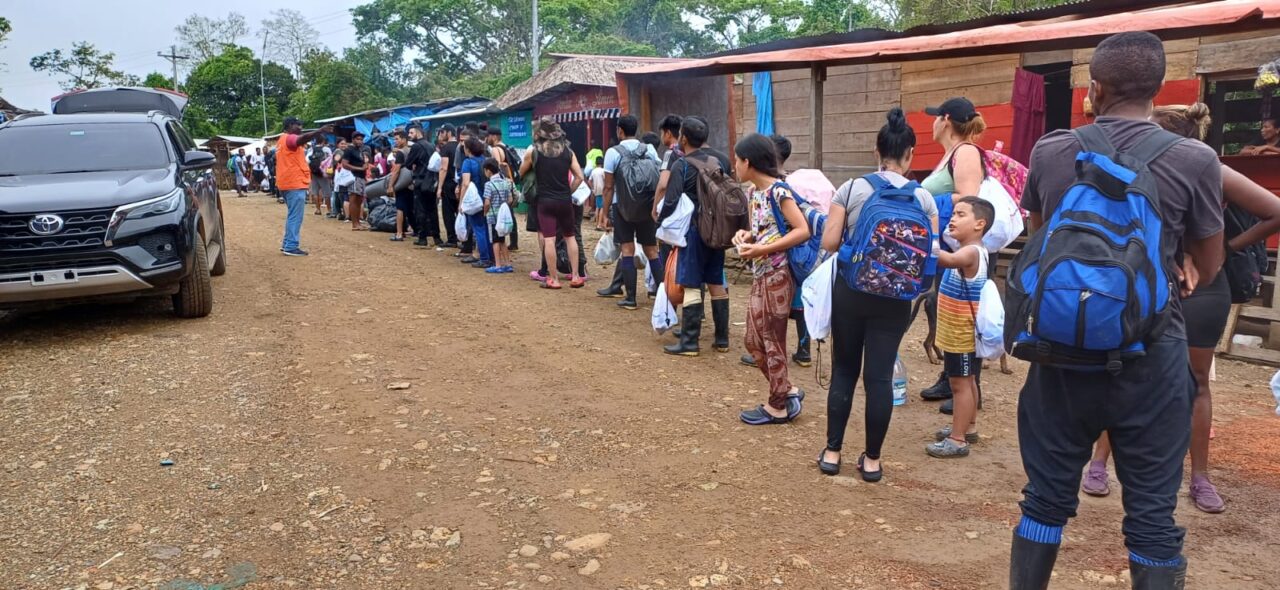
[753,72,775,136]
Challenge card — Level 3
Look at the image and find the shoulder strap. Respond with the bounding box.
[1072,124,1117,157]
[946,142,989,180]
[1126,128,1182,169]
[861,173,891,192]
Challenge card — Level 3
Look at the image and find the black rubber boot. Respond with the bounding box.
[1009,533,1059,590]
[597,265,624,298]
[921,370,952,401]
[1129,558,1186,590]
[619,264,638,310]
[792,315,812,367]
[711,298,730,352]
[664,304,703,356]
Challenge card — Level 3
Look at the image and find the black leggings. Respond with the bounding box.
[826,280,912,459]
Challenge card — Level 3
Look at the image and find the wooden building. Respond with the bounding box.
[617,0,1280,363]
[495,54,687,164]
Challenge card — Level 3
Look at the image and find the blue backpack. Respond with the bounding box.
[766,182,827,282]
[1004,125,1181,374]
[837,174,934,301]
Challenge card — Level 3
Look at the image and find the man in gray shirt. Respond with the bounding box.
[1009,32,1223,590]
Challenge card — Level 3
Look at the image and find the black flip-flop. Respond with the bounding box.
[856,452,883,483]
[817,448,841,476]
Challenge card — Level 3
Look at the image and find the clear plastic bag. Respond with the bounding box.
[1257,60,1280,91]
[594,233,620,265]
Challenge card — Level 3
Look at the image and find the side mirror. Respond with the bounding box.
[183,150,216,168]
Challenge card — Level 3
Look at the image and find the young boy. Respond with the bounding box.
[589,156,606,229]
[926,196,994,458]
[482,158,516,274]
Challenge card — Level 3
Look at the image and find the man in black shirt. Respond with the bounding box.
[343,132,371,230]
[436,124,460,247]
[656,116,733,358]
[404,126,442,247]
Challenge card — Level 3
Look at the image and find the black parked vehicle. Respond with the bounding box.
[0,87,226,318]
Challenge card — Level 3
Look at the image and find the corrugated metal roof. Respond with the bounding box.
[619,0,1280,78]
[313,96,488,124]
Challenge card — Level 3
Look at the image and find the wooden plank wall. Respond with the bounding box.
[742,64,901,186]
[900,53,1020,171]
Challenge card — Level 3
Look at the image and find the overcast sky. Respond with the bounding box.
[1,1,368,110]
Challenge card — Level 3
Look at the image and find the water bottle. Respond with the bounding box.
[892,356,908,406]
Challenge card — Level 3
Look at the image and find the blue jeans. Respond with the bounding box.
[468,212,492,264]
[281,189,307,251]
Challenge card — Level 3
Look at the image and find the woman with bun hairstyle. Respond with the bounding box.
[1078,103,1280,513]
[816,108,939,480]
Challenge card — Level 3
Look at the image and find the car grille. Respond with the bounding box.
[0,207,114,253]
[0,257,119,275]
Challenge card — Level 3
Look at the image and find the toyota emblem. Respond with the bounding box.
[29,214,65,236]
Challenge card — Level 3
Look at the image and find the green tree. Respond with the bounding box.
[230,100,282,137]
[796,0,876,36]
[341,42,417,105]
[182,102,220,139]
[142,72,174,90]
[0,17,12,92]
[291,51,385,124]
[688,0,805,49]
[29,42,140,90]
[184,46,295,134]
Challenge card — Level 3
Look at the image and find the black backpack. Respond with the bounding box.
[615,143,660,223]
[502,144,523,181]
[1222,203,1269,303]
[308,147,327,176]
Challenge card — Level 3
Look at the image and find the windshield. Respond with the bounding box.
[0,122,171,176]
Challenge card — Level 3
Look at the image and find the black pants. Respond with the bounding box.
[1017,337,1193,561]
[826,281,912,459]
[413,179,439,240]
[441,186,459,244]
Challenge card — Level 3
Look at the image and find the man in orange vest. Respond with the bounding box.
[276,116,334,256]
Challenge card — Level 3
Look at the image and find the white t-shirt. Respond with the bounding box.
[832,171,938,233]
[252,154,266,171]
[589,168,606,196]
[603,138,659,174]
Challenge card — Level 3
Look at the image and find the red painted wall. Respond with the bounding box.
[532,86,620,118]
[1070,79,1202,128]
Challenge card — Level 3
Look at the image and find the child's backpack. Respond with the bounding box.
[765,183,828,282]
[1004,125,1181,374]
[615,143,660,223]
[836,174,934,301]
[686,157,749,250]
[1222,202,1269,303]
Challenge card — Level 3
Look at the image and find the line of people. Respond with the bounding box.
[271,33,1280,587]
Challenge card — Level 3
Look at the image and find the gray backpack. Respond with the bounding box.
[614,143,659,223]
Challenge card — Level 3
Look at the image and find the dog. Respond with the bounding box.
[911,288,1013,374]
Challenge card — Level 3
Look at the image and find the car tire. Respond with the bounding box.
[173,237,213,318]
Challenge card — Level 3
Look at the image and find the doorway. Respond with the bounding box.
[1025,62,1073,133]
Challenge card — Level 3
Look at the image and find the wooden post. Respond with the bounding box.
[639,81,652,133]
[726,75,738,153]
[810,66,827,171]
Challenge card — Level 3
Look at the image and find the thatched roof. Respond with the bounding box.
[495,54,685,112]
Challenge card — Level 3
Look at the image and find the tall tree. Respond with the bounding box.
[688,0,805,49]
[176,13,251,63]
[142,72,174,90]
[184,46,295,133]
[259,9,322,79]
[292,51,385,124]
[342,41,417,105]
[0,17,12,92]
[29,42,140,90]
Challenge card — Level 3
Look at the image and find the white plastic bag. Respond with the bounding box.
[461,182,484,215]
[657,194,694,247]
[801,256,837,342]
[974,279,1005,359]
[594,232,620,265]
[944,178,1025,252]
[1270,370,1280,416]
[335,166,355,188]
[651,285,678,335]
[644,260,657,294]
[454,212,469,242]
[571,182,591,206]
[496,203,515,237]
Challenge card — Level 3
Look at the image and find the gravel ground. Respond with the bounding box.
[1,193,1277,590]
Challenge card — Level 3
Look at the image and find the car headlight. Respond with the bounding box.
[121,189,184,219]
[105,189,186,246]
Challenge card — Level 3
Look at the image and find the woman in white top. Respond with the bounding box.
[816,107,939,482]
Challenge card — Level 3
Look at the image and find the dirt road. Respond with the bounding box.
[2,194,1278,589]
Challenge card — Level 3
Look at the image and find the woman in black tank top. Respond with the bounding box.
[520,118,586,289]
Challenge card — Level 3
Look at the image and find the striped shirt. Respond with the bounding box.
[936,245,988,354]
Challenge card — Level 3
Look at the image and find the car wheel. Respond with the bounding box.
[173,236,214,318]
[210,223,228,277]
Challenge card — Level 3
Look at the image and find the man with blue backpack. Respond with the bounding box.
[1005,32,1224,590]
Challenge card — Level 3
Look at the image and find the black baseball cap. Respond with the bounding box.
[925,97,977,123]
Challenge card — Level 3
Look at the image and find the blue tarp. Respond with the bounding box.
[753,72,774,136]
[353,106,440,137]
